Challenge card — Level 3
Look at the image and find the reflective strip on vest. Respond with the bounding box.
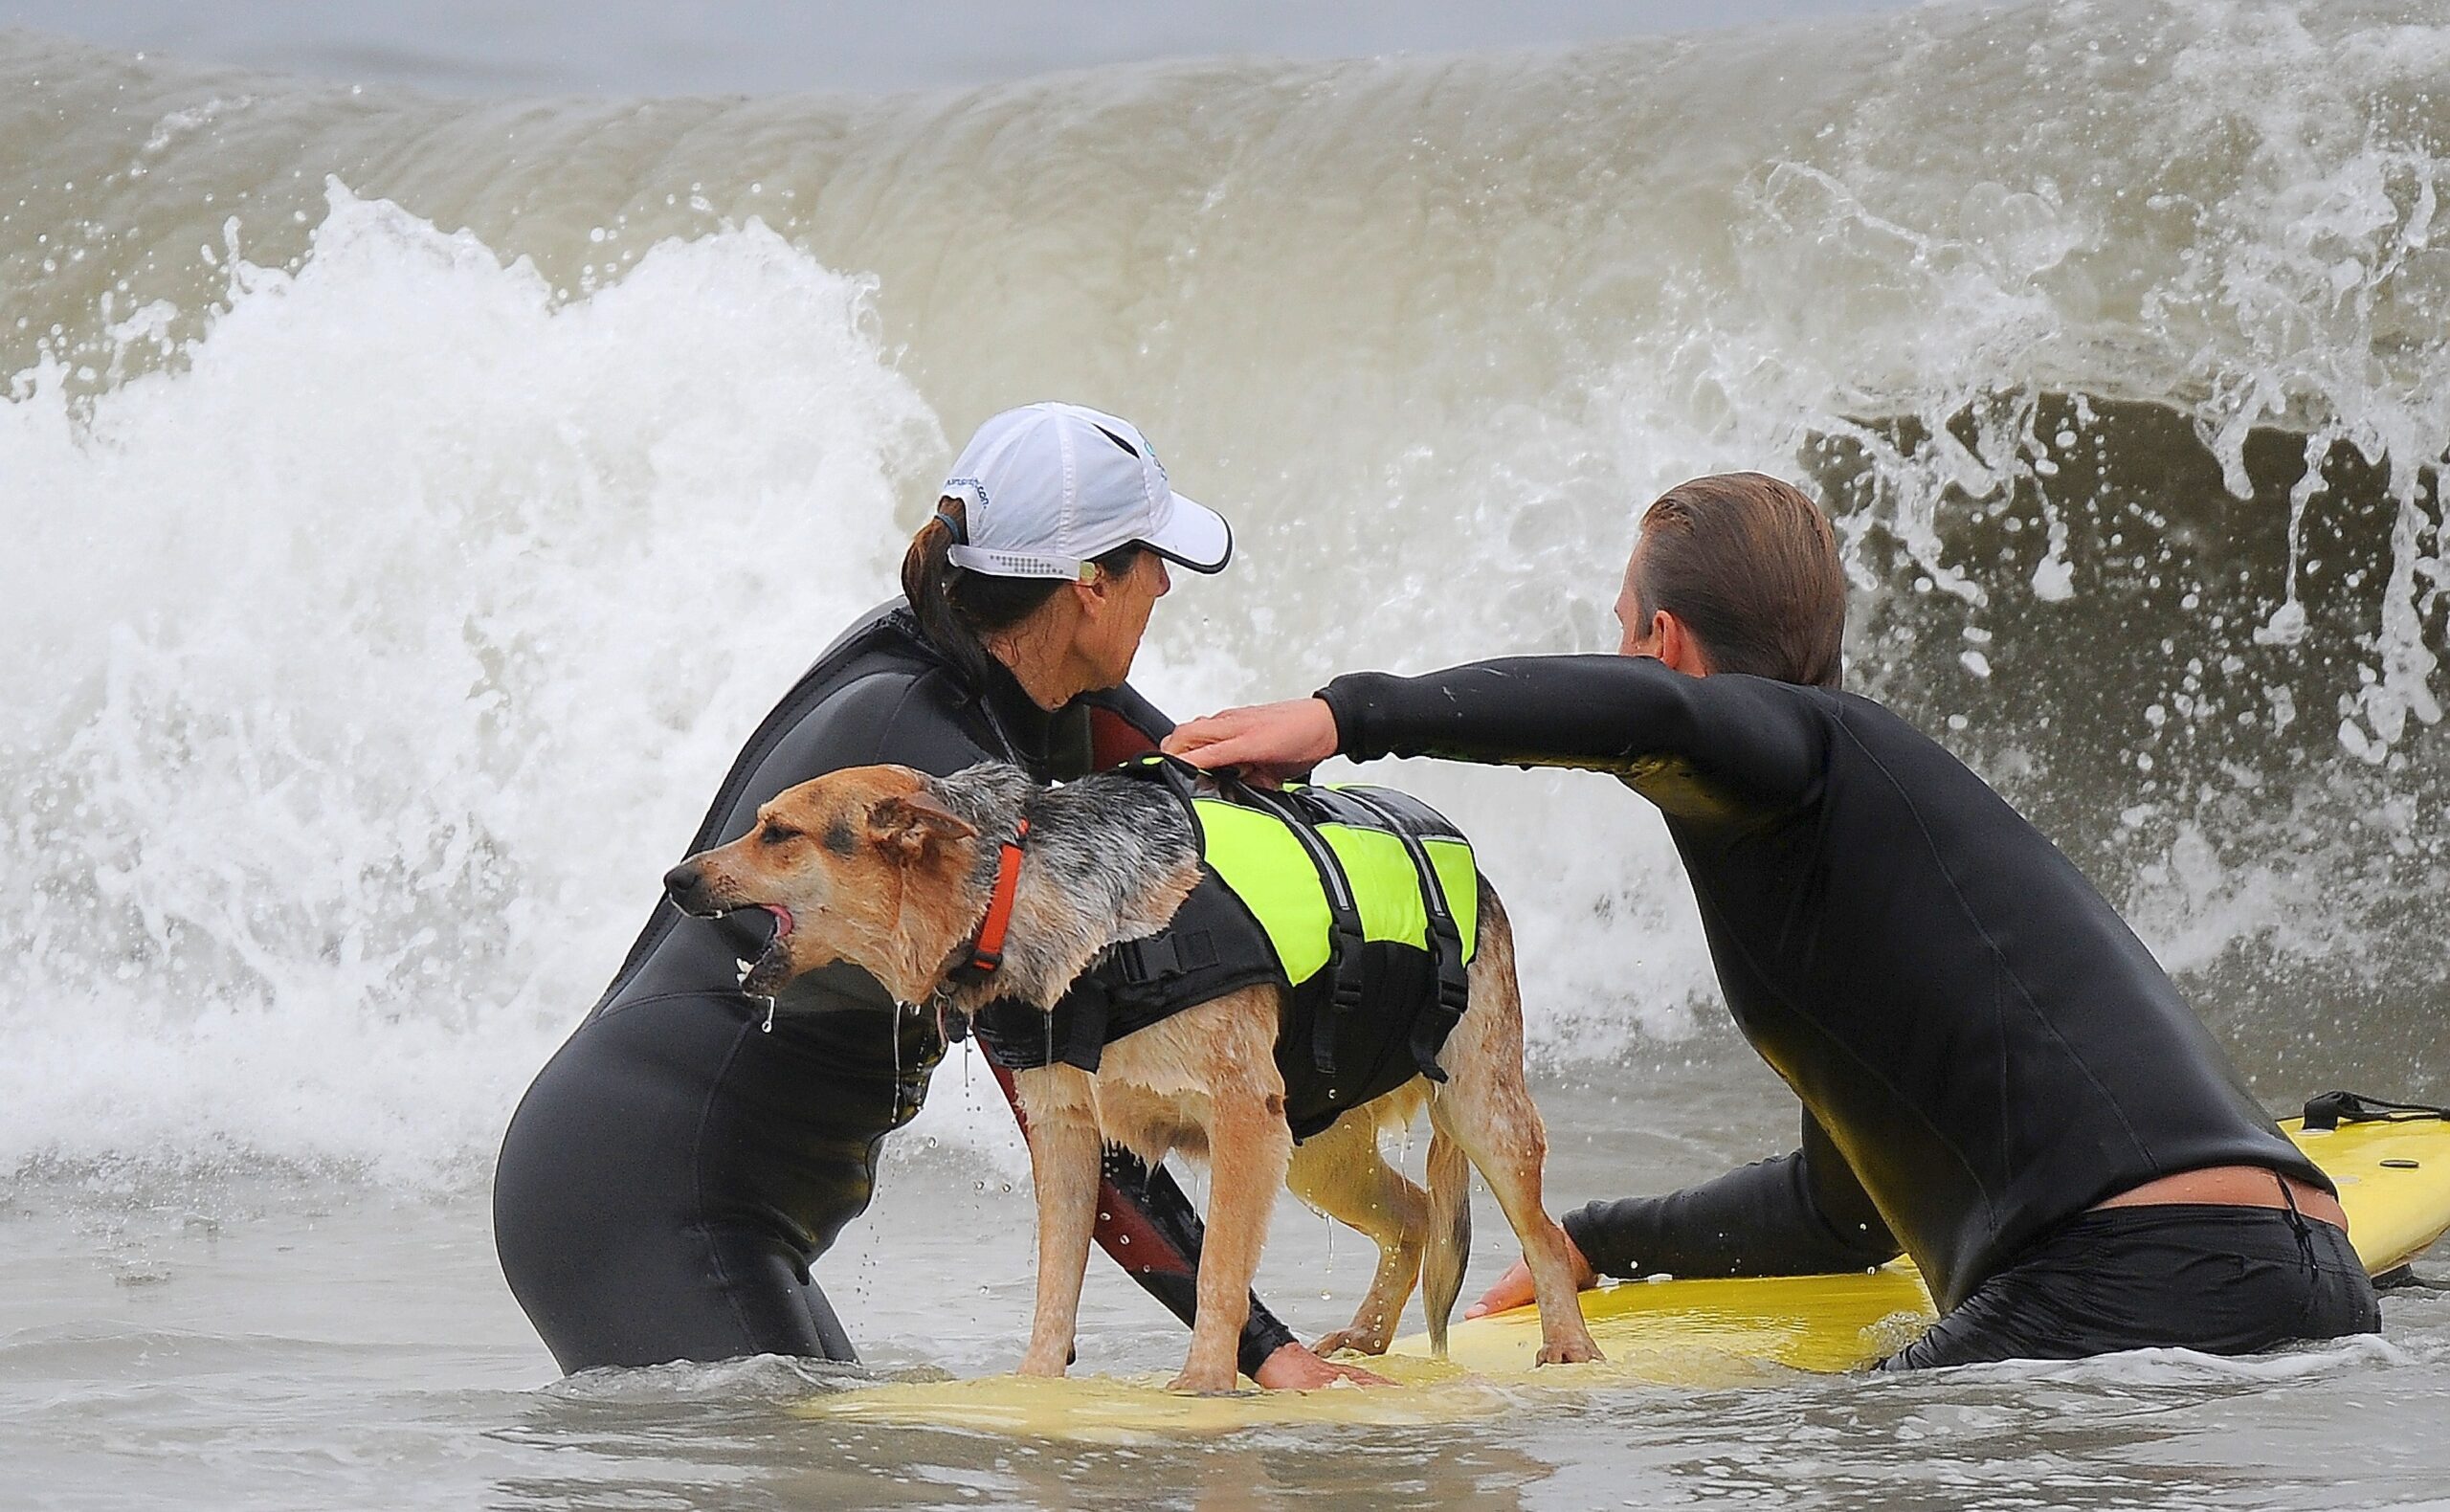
[1186,796,1480,989]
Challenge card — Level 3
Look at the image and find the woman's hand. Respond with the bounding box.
[1465,1232,1598,1320]
[1161,698,1342,784]
[1252,1340,1392,1390]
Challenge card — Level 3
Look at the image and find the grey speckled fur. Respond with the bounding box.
[929,763,1203,1012]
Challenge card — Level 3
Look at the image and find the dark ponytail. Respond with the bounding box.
[899,496,1144,690]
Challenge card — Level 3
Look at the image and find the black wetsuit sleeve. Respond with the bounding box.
[1561,1112,1903,1279]
[1318,656,1826,818]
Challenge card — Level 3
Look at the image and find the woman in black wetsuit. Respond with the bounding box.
[1166,472,2380,1368]
[493,402,1361,1389]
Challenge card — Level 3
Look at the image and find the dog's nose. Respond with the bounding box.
[663,862,703,905]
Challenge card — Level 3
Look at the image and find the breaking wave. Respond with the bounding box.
[1,0,2442,1188]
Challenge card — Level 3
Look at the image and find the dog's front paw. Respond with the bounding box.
[1167,1364,1240,1395]
[1311,1326,1392,1358]
[1535,1336,1604,1367]
[1015,1350,1072,1379]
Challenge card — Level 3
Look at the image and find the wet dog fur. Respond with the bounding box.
[663,761,1602,1392]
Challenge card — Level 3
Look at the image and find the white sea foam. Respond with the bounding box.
[1955,1329,2412,1387]
[0,186,938,1187]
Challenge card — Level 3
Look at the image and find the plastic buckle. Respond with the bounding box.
[1117,935,1175,984]
[1327,922,1370,1013]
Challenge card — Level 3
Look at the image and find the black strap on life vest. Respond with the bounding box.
[1215,777,1370,1081]
[2302,1090,2449,1130]
[1323,786,1468,1084]
[1099,758,1228,993]
[1104,921,1225,986]
[1119,755,1369,1080]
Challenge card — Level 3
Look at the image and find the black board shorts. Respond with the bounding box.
[1882,1203,2381,1369]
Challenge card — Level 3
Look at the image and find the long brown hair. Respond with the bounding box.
[1632,473,1847,688]
[899,497,1144,689]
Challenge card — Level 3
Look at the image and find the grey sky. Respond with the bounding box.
[1,0,1925,94]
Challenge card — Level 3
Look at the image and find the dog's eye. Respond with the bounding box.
[760,824,800,846]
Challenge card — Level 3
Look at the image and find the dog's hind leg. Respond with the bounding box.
[1429,885,1603,1366]
[1284,1098,1428,1357]
[1013,1064,1103,1378]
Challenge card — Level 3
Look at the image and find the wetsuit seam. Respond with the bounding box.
[917,662,1029,765]
[866,670,954,764]
[868,661,1031,778]
[587,987,754,1027]
[1827,710,2156,1179]
[1796,1121,1904,1264]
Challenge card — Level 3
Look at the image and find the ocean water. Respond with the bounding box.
[3,2,2446,1506]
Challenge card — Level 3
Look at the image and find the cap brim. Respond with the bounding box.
[1140,492,1233,573]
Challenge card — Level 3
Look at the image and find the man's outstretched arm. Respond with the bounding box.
[1167,656,1828,817]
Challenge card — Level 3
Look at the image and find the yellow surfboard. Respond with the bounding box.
[1392,1115,2450,1376]
[798,1114,2450,1438]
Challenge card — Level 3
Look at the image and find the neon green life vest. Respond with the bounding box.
[1179,785,1479,987]
[979,757,1488,1141]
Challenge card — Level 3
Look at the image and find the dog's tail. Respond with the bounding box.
[1420,1125,1473,1356]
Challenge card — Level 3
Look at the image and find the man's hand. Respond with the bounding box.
[1160,698,1341,784]
[1252,1341,1392,1390]
[1464,1232,1598,1320]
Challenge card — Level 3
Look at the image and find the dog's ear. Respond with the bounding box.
[868,788,977,862]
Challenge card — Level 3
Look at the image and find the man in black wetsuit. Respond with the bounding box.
[1164,472,2380,1367]
[495,404,1361,1388]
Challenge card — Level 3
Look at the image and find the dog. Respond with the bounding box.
[662,760,1602,1392]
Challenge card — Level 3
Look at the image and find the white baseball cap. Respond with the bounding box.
[938,403,1233,581]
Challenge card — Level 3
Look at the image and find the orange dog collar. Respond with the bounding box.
[956,817,1031,981]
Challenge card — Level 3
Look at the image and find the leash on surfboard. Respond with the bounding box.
[2303,1091,2450,1291]
[2302,1090,2450,1131]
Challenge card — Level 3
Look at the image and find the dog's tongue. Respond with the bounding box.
[762,904,794,938]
